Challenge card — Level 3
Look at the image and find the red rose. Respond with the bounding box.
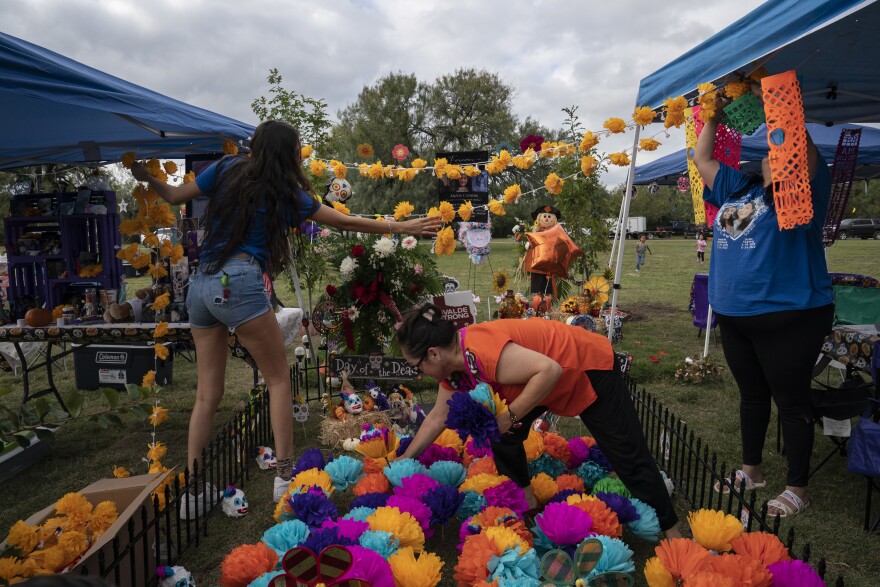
[326,284,337,297]
[409,284,422,295]
[351,244,365,257]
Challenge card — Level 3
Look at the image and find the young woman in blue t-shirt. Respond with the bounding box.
[693,88,833,518]
[132,121,440,515]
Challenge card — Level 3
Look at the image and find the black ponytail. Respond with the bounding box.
[396,303,457,358]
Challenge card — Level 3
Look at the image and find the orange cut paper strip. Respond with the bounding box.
[762,70,813,229]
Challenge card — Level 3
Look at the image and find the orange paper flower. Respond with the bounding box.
[542,432,573,466]
[466,457,498,478]
[655,537,712,580]
[353,473,390,496]
[729,531,791,567]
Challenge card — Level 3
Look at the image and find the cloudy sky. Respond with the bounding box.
[3,0,765,186]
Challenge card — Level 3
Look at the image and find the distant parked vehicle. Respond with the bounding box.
[654,220,700,239]
[838,218,880,240]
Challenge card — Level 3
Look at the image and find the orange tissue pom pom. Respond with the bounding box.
[220,542,278,587]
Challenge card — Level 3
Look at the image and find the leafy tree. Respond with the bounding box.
[251,68,333,150]
[845,179,880,219]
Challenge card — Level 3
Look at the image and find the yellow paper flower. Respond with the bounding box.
[115,243,139,262]
[367,507,426,552]
[149,262,168,280]
[411,158,427,169]
[484,526,530,556]
[163,161,178,175]
[6,521,39,556]
[426,207,440,218]
[55,493,93,516]
[663,96,688,129]
[154,343,169,360]
[183,171,195,184]
[113,465,132,478]
[544,173,564,195]
[584,275,611,306]
[697,82,718,123]
[487,199,505,216]
[688,509,744,552]
[445,165,463,180]
[357,143,374,158]
[388,547,443,587]
[581,156,599,177]
[79,264,103,278]
[486,157,506,174]
[434,429,465,454]
[503,184,521,204]
[523,429,544,461]
[151,293,171,311]
[438,201,456,224]
[460,473,508,495]
[121,152,136,168]
[394,201,415,220]
[603,117,627,134]
[539,141,557,158]
[724,81,751,100]
[149,406,169,426]
[530,473,558,505]
[458,201,474,222]
[291,468,334,496]
[464,165,481,177]
[301,144,313,159]
[146,442,167,462]
[609,152,631,167]
[433,158,449,178]
[644,556,675,587]
[633,106,656,126]
[491,269,510,294]
[222,140,239,155]
[397,168,418,181]
[159,239,173,259]
[89,501,118,538]
[639,138,662,152]
[332,201,351,215]
[434,226,456,256]
[309,159,327,177]
[368,161,385,179]
[331,160,347,179]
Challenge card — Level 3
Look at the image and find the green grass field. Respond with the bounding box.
[1,237,878,585]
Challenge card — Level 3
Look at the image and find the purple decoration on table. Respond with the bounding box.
[301,526,356,553]
[445,392,500,449]
[567,437,591,469]
[766,560,825,587]
[547,489,581,504]
[320,517,369,542]
[424,484,466,526]
[588,445,612,471]
[290,491,338,528]
[483,479,529,517]
[386,495,433,538]
[300,220,322,239]
[338,545,395,587]
[393,473,440,500]
[596,492,640,524]
[536,502,593,546]
[351,492,390,510]
[293,448,328,476]
[417,444,461,467]
[465,438,493,459]
[396,436,413,456]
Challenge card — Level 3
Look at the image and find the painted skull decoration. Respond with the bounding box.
[157,566,194,587]
[325,179,353,204]
[221,485,249,518]
[292,402,310,423]
[256,446,276,470]
[341,391,363,414]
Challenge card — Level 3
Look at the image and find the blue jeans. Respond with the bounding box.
[186,256,270,330]
[635,253,646,271]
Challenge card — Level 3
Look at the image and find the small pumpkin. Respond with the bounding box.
[24,308,52,327]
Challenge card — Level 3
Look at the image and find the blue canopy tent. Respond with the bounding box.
[633,123,880,184]
[608,0,880,341]
[0,32,255,169]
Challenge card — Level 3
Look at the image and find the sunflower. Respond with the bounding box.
[492,269,511,294]
[584,275,611,306]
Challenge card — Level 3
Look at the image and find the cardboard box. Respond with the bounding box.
[2,471,171,587]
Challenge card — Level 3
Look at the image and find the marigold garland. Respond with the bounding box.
[503,184,521,204]
[486,199,505,216]
[457,201,475,221]
[434,226,456,256]
[438,201,456,224]
[544,173,564,195]
[639,138,662,152]
[633,106,656,126]
[331,201,351,215]
[603,117,627,134]
[394,201,415,220]
[609,152,631,167]
[301,145,313,159]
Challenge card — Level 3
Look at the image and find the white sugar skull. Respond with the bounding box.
[368,355,383,372]
[256,446,276,470]
[341,391,363,414]
[292,402,310,423]
[325,179,353,204]
[158,566,194,587]
[221,486,249,517]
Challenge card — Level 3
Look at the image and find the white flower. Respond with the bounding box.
[373,237,397,258]
[401,236,417,250]
[340,256,358,277]
[472,296,481,304]
[512,226,521,234]
[377,310,388,324]
[347,306,360,321]
[494,295,504,303]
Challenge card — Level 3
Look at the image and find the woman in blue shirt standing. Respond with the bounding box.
[693,90,833,518]
[132,121,440,515]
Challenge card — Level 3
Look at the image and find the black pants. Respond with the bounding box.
[697,251,705,262]
[716,304,833,487]
[490,367,678,531]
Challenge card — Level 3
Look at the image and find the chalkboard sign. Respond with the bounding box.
[328,354,419,379]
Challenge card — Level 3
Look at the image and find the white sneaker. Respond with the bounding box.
[273,477,291,503]
[178,482,221,520]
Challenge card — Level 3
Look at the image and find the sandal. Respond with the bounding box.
[713,469,767,494]
[767,490,809,518]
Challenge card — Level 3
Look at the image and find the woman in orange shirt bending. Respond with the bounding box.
[396,302,681,538]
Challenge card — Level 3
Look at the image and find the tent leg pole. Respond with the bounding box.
[608,124,641,342]
[703,305,713,357]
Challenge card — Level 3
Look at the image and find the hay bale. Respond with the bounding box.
[319,411,393,449]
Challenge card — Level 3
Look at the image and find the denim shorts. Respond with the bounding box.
[186,256,270,330]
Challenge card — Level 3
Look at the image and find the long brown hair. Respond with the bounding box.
[201,120,314,276]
